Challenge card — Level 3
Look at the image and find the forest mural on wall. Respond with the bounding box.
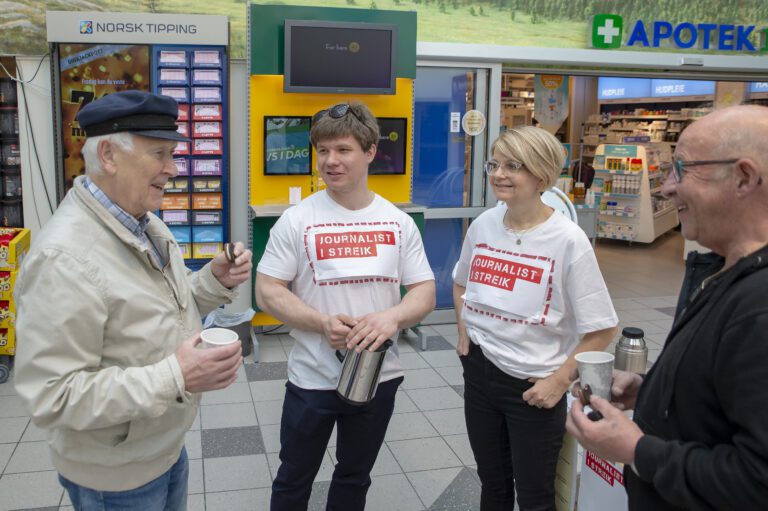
[3,0,768,57]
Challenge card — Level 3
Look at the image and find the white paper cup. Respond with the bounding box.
[200,328,239,349]
[575,351,615,401]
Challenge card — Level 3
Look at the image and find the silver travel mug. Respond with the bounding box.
[614,327,648,374]
[335,339,393,405]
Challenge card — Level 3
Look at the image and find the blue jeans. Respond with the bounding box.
[271,377,402,511]
[59,447,189,511]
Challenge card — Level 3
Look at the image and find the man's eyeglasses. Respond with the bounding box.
[660,159,739,183]
[484,160,525,176]
[312,103,364,124]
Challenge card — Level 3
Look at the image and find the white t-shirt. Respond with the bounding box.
[257,191,435,390]
[454,205,617,379]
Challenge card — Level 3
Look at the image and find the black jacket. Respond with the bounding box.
[626,245,768,510]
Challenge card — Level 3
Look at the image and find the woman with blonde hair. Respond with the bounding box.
[453,126,618,510]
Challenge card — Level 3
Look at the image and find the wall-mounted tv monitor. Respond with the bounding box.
[264,116,312,175]
[370,117,407,175]
[284,19,397,95]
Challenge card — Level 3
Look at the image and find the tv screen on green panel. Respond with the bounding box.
[284,19,397,95]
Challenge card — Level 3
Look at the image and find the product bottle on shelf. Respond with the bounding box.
[573,182,586,202]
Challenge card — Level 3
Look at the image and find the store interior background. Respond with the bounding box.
[5,56,768,314]
[2,2,766,320]
[1,55,733,510]
[4,3,768,509]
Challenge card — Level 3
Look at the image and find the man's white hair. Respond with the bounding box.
[81,132,135,176]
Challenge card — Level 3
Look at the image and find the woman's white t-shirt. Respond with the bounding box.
[257,191,434,390]
[454,205,617,379]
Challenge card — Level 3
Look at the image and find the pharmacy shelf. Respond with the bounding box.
[597,232,637,241]
[595,143,678,243]
[654,205,677,218]
[602,192,640,199]
[595,169,642,176]
[601,211,638,218]
[610,115,668,120]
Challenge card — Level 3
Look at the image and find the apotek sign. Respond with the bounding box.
[589,14,768,53]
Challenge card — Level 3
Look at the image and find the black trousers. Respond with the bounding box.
[461,342,566,511]
[270,377,402,511]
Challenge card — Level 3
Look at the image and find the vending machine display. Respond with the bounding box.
[48,12,230,270]
[153,45,229,267]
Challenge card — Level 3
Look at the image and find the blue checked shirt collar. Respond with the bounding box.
[83,176,164,267]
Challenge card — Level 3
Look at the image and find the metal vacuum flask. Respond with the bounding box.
[614,327,648,374]
[335,340,393,405]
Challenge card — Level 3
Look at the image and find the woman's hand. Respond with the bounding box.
[456,327,471,357]
[523,373,570,409]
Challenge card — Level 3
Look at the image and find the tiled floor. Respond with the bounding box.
[0,231,686,510]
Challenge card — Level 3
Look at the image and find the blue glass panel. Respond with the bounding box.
[423,218,463,309]
[414,67,474,308]
[413,68,470,207]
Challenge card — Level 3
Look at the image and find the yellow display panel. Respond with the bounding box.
[249,75,414,206]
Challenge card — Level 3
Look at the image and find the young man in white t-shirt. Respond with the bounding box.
[256,102,435,511]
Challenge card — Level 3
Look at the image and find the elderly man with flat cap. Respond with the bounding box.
[14,90,252,510]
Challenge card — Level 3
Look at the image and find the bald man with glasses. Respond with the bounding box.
[567,104,768,510]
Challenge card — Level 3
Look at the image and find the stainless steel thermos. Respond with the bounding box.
[335,340,393,405]
[614,327,648,374]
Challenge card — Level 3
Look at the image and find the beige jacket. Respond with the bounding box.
[14,177,237,491]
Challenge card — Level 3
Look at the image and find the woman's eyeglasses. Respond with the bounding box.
[484,160,525,176]
[312,103,364,124]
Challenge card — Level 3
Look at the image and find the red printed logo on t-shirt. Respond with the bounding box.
[315,231,396,260]
[469,254,543,291]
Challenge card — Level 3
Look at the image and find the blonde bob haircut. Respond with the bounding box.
[491,126,565,190]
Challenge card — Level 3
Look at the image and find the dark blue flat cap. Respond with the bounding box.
[76,90,189,142]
